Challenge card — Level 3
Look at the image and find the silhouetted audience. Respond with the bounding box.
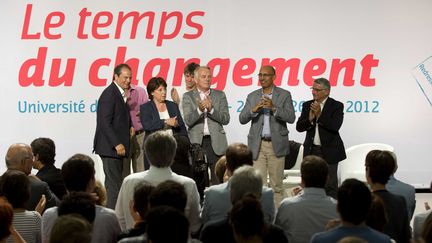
[49,214,92,243]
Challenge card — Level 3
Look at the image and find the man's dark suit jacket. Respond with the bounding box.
[93,82,131,158]
[296,97,346,164]
[36,164,67,200]
[139,100,187,138]
[26,175,59,211]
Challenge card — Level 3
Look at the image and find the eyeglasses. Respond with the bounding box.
[258,73,274,78]
[310,88,327,92]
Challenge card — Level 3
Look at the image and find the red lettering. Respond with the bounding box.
[156,11,182,46]
[303,58,326,86]
[89,58,111,86]
[77,8,91,39]
[48,58,76,86]
[232,58,256,86]
[360,54,379,87]
[143,59,170,85]
[116,11,155,39]
[208,58,230,90]
[44,11,65,39]
[183,11,205,39]
[19,47,47,87]
[92,11,113,39]
[329,58,355,86]
[21,4,41,39]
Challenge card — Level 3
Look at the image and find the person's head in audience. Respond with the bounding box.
[225,143,253,177]
[215,156,228,183]
[133,182,155,220]
[149,180,187,212]
[61,154,96,193]
[58,191,96,224]
[229,165,262,205]
[229,194,265,242]
[30,137,56,170]
[5,143,33,175]
[145,206,189,243]
[93,180,107,207]
[50,214,92,243]
[301,155,328,188]
[184,62,200,91]
[0,199,13,241]
[144,131,177,168]
[0,170,30,209]
[422,213,432,243]
[337,178,372,225]
[365,193,388,232]
[365,150,395,186]
[173,135,191,164]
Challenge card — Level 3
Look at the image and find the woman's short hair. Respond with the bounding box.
[147,77,167,100]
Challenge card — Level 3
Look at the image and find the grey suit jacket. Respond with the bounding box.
[182,89,230,155]
[239,86,296,160]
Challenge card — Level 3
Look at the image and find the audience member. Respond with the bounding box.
[146,206,189,243]
[117,182,154,241]
[31,137,67,200]
[0,199,26,243]
[421,212,432,243]
[275,155,338,243]
[337,236,368,243]
[365,150,411,242]
[57,192,96,223]
[201,143,274,226]
[385,151,416,220]
[42,153,121,243]
[413,181,432,240]
[365,194,388,232]
[310,178,391,243]
[4,143,58,211]
[214,156,228,183]
[200,165,287,243]
[115,131,201,233]
[0,170,41,243]
[49,214,92,243]
[93,180,107,207]
[230,194,287,243]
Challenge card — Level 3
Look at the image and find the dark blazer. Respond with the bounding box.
[374,190,411,243]
[296,97,346,164]
[36,164,67,200]
[26,175,59,211]
[93,82,131,158]
[140,100,187,138]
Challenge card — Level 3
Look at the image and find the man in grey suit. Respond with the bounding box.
[239,65,296,205]
[182,66,230,185]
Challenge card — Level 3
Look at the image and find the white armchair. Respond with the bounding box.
[283,145,304,188]
[337,143,394,186]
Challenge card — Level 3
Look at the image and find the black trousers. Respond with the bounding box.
[202,136,220,185]
[101,156,123,209]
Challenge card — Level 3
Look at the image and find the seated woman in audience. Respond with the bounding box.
[215,156,228,183]
[0,170,41,243]
[93,180,107,207]
[0,199,26,243]
[140,77,187,169]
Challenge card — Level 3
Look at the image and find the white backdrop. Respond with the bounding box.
[1,0,431,187]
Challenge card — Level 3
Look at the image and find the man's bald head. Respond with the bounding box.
[5,143,33,175]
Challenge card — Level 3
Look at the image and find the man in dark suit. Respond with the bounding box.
[182,66,230,185]
[3,143,59,211]
[93,63,132,209]
[31,137,67,200]
[296,77,346,198]
[239,65,296,205]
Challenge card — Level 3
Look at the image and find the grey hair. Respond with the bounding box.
[314,78,331,90]
[193,66,211,79]
[229,165,263,204]
[144,131,177,168]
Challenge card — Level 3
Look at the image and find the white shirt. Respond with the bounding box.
[197,89,213,136]
[313,97,328,145]
[115,166,201,233]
